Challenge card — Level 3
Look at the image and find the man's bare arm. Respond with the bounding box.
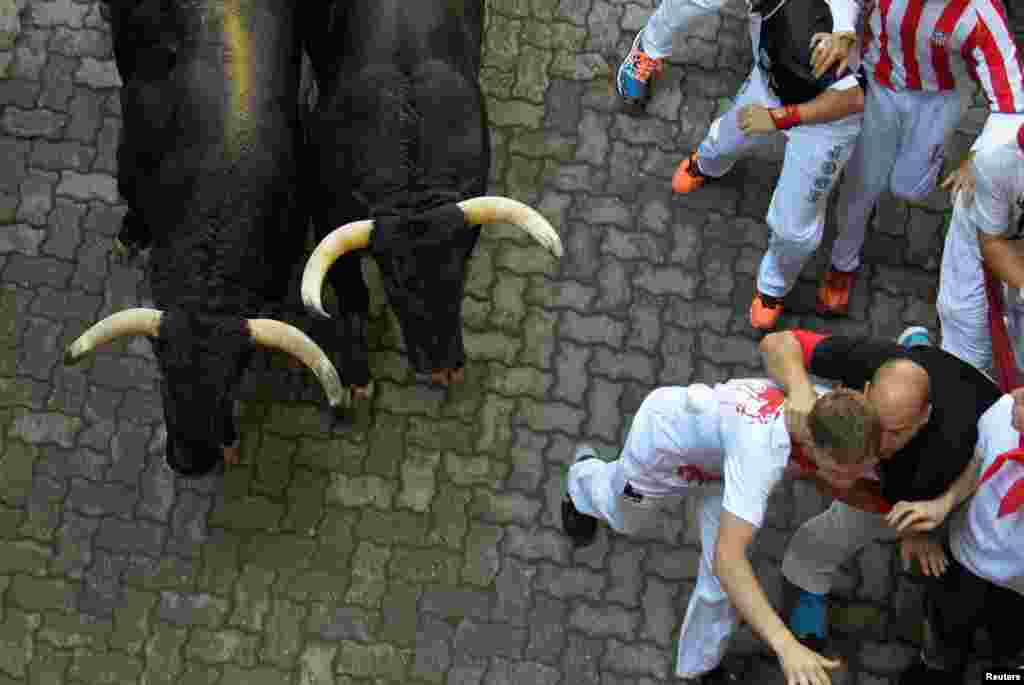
[760,332,816,396]
[887,453,984,534]
[979,230,1024,290]
[714,511,841,685]
[786,85,864,126]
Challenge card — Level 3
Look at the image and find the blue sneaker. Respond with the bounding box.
[790,589,827,641]
[898,326,932,349]
[617,31,663,106]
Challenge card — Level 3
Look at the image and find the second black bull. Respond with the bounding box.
[299,1,563,402]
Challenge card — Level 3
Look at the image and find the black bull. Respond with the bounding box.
[64,0,343,477]
[298,1,561,398]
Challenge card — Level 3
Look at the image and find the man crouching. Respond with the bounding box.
[563,380,880,685]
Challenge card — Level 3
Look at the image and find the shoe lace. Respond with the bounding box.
[630,51,663,82]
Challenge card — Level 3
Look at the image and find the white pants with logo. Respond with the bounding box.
[642,0,733,59]
[830,80,965,273]
[781,499,899,595]
[696,65,862,297]
[569,456,731,678]
[936,196,994,376]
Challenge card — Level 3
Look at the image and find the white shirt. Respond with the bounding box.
[950,394,1024,595]
[620,379,823,529]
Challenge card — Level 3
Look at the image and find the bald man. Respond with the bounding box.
[759,328,1000,652]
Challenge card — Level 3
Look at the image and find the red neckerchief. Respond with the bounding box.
[983,265,1022,393]
[791,442,893,513]
[977,433,1024,518]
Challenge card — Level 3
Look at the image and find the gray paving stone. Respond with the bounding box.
[81,200,124,236]
[308,606,374,642]
[0,78,42,108]
[157,591,228,628]
[96,516,164,558]
[69,235,109,293]
[30,139,94,172]
[0,223,44,256]
[64,87,103,142]
[586,377,623,442]
[91,115,117,173]
[658,326,695,385]
[13,28,49,80]
[16,167,57,225]
[605,541,644,607]
[30,0,90,29]
[569,602,639,640]
[49,26,110,58]
[134,461,175,523]
[602,639,670,679]
[3,105,66,138]
[563,632,603,685]
[413,614,453,681]
[18,315,61,379]
[52,510,100,578]
[493,556,536,625]
[39,52,76,111]
[74,56,118,88]
[560,311,627,348]
[453,619,527,660]
[166,489,212,557]
[525,594,568,664]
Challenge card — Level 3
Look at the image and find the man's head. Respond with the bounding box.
[863,359,932,458]
[807,387,883,489]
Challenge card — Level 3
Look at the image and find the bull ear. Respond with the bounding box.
[64,308,163,364]
[457,196,563,257]
[300,220,374,318]
[246,319,348,408]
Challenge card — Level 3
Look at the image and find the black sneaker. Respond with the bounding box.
[562,446,599,547]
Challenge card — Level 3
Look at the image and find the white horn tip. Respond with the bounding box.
[302,291,332,320]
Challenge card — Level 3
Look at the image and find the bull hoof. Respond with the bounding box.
[352,382,374,402]
[222,443,242,466]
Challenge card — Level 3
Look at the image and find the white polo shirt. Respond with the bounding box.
[950,394,1024,596]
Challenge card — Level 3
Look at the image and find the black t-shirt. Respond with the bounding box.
[808,336,1002,503]
[757,0,842,105]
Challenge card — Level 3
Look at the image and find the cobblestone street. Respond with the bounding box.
[0,0,1021,683]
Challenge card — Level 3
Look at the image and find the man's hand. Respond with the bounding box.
[885,497,953,534]
[899,534,949,577]
[784,384,817,446]
[739,104,778,136]
[811,31,856,79]
[777,637,843,685]
[940,152,976,206]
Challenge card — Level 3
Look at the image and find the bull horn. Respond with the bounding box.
[301,220,374,319]
[64,308,163,364]
[457,196,563,258]
[247,319,346,408]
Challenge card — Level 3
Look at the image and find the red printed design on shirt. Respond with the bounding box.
[734,382,787,424]
[677,464,723,484]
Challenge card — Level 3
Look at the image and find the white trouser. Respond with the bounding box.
[830,80,965,272]
[936,198,993,376]
[697,67,862,297]
[642,0,732,59]
[781,500,899,595]
[569,456,732,678]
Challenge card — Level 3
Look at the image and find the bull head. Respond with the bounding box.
[65,309,344,476]
[300,196,562,384]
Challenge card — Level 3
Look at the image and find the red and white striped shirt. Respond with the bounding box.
[860,0,1024,113]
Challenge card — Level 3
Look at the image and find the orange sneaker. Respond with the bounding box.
[672,152,713,194]
[816,268,858,317]
[750,292,784,330]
